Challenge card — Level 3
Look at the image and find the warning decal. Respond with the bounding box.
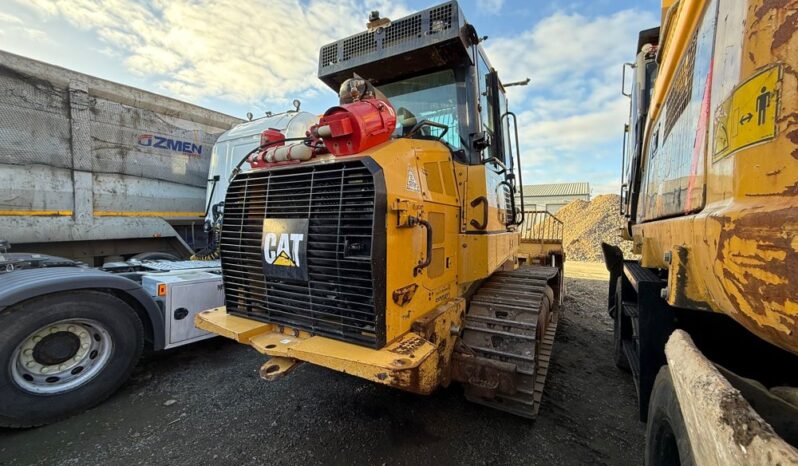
[713,65,780,162]
[406,167,420,192]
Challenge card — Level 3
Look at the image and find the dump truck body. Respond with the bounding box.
[606,0,798,463]
[627,0,798,354]
[0,50,241,264]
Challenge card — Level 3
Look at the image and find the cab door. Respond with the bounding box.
[463,52,516,233]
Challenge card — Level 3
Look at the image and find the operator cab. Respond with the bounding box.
[620,27,659,227]
[317,1,518,177]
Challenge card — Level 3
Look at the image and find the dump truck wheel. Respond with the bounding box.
[645,367,694,466]
[0,291,143,428]
[613,277,631,371]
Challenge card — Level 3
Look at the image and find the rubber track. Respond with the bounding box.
[460,265,560,418]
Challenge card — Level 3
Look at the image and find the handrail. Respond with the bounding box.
[621,62,634,97]
[620,123,628,215]
[498,180,517,226]
[501,111,525,226]
[519,210,563,245]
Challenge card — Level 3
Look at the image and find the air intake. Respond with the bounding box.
[317,1,470,90]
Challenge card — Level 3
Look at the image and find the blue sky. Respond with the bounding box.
[0,0,660,194]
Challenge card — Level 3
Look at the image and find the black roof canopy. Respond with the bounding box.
[317,1,477,90]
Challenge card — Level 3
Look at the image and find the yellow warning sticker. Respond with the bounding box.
[713,65,780,162]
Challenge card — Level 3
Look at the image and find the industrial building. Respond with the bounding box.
[517,182,590,214]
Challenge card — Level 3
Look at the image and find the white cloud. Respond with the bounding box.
[10,0,655,194]
[0,10,51,43]
[592,179,623,195]
[487,9,657,190]
[488,10,656,98]
[0,12,24,24]
[477,0,505,15]
[11,0,57,16]
[15,0,410,103]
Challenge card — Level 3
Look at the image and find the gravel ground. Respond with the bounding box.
[0,273,643,465]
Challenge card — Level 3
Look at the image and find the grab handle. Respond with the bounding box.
[470,196,488,230]
[414,219,433,277]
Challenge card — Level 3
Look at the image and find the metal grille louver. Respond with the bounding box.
[220,159,386,348]
[317,0,463,82]
[343,32,377,61]
[383,14,422,47]
[663,33,697,138]
[429,3,453,32]
[320,44,338,67]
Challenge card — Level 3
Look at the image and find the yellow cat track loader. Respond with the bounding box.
[196,1,564,418]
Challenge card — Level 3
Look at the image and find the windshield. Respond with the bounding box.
[380,70,462,149]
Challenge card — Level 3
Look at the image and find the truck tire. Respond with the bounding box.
[0,291,144,427]
[614,277,631,371]
[646,367,694,466]
[130,251,180,261]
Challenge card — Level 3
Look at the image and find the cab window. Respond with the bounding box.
[477,53,494,136]
[380,70,462,150]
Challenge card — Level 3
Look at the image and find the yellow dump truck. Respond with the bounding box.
[604,0,798,463]
[196,1,564,419]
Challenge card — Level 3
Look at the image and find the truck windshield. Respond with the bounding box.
[380,70,462,149]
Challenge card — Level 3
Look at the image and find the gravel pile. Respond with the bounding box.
[557,194,636,262]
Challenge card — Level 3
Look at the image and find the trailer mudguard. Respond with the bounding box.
[0,267,166,350]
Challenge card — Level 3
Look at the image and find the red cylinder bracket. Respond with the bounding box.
[249,128,286,168]
[318,99,396,156]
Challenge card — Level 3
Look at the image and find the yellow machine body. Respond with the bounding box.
[197,3,564,418]
[628,0,798,354]
[197,138,522,393]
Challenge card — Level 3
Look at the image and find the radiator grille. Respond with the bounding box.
[220,159,385,348]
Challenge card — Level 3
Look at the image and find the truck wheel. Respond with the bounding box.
[646,367,694,466]
[613,277,631,371]
[130,251,180,261]
[0,291,144,427]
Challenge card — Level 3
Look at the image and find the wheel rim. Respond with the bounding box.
[10,318,114,394]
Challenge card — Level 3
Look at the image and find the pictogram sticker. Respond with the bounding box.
[713,65,780,162]
[406,167,421,192]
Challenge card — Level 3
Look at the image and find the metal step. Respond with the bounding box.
[622,339,640,399]
[624,303,640,340]
[623,261,662,292]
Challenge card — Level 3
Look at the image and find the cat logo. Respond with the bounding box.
[263,233,304,267]
[261,218,309,281]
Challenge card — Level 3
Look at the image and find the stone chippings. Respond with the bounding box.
[556,194,637,263]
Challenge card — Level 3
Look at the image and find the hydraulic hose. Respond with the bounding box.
[190,224,222,261]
